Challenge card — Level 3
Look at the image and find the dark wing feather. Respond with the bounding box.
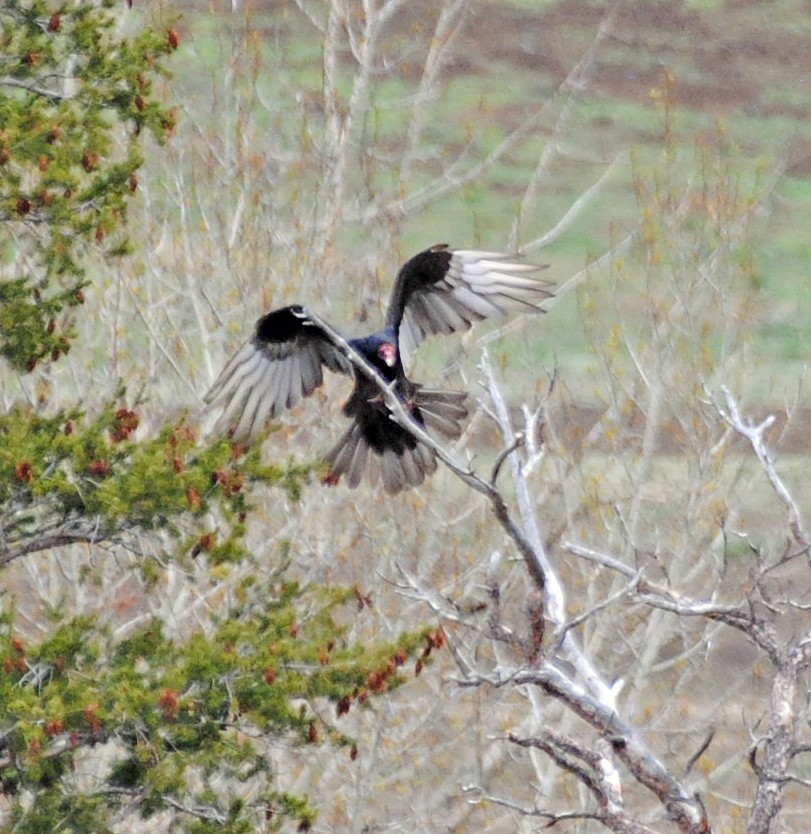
[385,244,553,364]
[204,305,350,442]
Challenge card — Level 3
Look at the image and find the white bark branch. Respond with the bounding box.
[715,386,810,549]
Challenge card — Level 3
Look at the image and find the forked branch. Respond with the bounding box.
[304,308,709,833]
[714,386,810,549]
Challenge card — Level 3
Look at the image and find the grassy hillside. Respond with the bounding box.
[152,0,810,408]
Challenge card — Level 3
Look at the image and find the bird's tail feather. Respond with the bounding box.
[414,388,468,439]
[325,422,370,489]
[324,425,438,494]
[323,388,468,494]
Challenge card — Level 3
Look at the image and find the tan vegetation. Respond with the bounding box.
[3,1,811,833]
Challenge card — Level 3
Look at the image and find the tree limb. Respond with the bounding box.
[715,386,810,549]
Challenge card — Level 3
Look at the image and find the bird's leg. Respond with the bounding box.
[366,379,402,409]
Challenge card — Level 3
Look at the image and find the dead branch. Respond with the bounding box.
[458,663,711,834]
[715,386,810,549]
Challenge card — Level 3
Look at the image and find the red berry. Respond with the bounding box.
[45,719,64,736]
[14,461,34,482]
[88,459,111,478]
[159,689,180,720]
[84,704,101,733]
[81,151,99,172]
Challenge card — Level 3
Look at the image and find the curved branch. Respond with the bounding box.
[459,664,710,834]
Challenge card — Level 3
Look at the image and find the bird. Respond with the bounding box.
[204,244,552,495]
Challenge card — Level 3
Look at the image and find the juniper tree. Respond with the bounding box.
[0,5,434,831]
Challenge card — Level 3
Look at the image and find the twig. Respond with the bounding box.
[520,151,628,253]
[715,386,810,548]
[552,569,643,647]
[0,75,72,102]
[490,432,524,485]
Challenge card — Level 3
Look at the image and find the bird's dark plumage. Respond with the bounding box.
[204,244,552,494]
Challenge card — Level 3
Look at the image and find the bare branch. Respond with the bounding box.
[506,732,662,834]
[458,663,711,834]
[509,4,619,248]
[163,796,228,825]
[552,569,643,647]
[400,0,470,182]
[520,151,629,253]
[462,782,610,828]
[0,75,71,102]
[564,540,783,662]
[0,517,109,566]
[715,386,810,548]
[481,353,620,711]
[563,541,637,579]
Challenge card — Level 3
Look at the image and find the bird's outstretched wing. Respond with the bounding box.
[385,244,553,364]
[204,305,350,442]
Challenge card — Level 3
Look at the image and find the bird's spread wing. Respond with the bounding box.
[204,305,351,442]
[385,244,553,365]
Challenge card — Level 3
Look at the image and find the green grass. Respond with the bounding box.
[155,0,811,402]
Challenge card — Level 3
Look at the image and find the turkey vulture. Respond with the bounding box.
[204,244,552,494]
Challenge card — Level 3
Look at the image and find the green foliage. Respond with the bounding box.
[0,0,178,372]
[0,4,442,830]
[0,587,441,831]
[0,402,311,564]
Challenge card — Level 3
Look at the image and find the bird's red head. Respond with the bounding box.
[377,342,397,368]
